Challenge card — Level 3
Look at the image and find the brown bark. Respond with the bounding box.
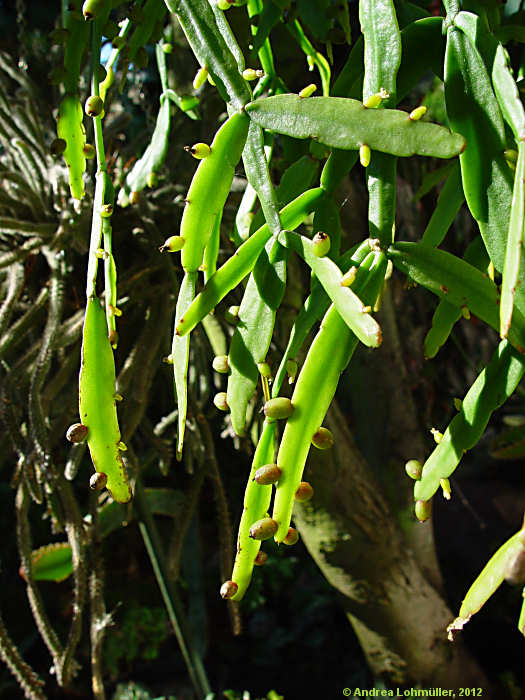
[294,401,489,688]
[289,278,491,688]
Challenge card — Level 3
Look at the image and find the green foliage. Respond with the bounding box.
[104,606,169,679]
[2,0,525,696]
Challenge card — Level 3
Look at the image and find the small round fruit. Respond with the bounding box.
[185,142,211,159]
[405,460,422,480]
[84,95,104,117]
[220,580,238,599]
[263,397,293,420]
[254,550,268,566]
[283,527,299,546]
[213,392,229,411]
[82,0,106,20]
[159,235,185,253]
[83,143,96,159]
[212,355,229,373]
[295,481,314,502]
[89,472,108,491]
[66,423,88,443]
[415,499,432,522]
[254,464,282,485]
[311,427,334,449]
[312,231,331,257]
[50,138,67,156]
[249,518,278,541]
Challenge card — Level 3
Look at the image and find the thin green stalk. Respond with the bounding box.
[133,477,211,699]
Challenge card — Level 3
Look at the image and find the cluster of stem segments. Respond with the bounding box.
[68,0,525,627]
[4,0,525,693]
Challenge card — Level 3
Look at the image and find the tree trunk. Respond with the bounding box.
[294,401,489,688]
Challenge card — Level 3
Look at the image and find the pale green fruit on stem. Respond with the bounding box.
[415,499,432,522]
[283,527,299,545]
[89,472,108,491]
[66,423,88,444]
[213,392,229,411]
[249,518,278,540]
[299,84,317,98]
[254,464,282,485]
[263,397,294,420]
[85,95,104,117]
[311,426,334,449]
[295,481,314,502]
[220,580,238,598]
[159,236,185,253]
[254,551,268,566]
[405,459,422,480]
[312,232,331,258]
[212,355,229,373]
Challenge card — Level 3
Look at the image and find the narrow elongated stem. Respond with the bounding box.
[133,477,211,699]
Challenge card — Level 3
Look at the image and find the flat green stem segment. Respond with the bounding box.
[453,11,525,141]
[230,420,275,600]
[62,7,91,94]
[210,0,245,72]
[448,529,524,638]
[387,241,525,353]
[31,543,72,583]
[360,0,400,248]
[242,121,282,238]
[421,162,464,247]
[396,17,445,101]
[333,17,445,102]
[123,95,171,196]
[272,239,372,397]
[165,0,251,109]
[182,112,249,272]
[203,212,221,283]
[445,24,512,269]
[414,340,525,503]
[423,300,461,360]
[445,21,525,324]
[320,150,358,194]
[173,271,197,460]
[57,95,86,200]
[360,0,401,104]
[272,253,387,542]
[227,237,287,436]
[366,153,397,246]
[501,141,525,338]
[245,94,465,158]
[86,172,109,299]
[278,231,382,347]
[79,297,131,503]
[423,236,488,359]
[176,188,324,336]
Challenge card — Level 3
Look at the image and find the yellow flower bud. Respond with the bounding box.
[299,83,317,98]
